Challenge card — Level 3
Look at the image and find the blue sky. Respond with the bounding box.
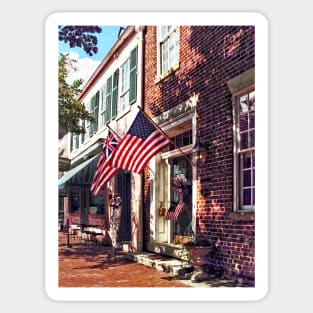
[59,26,123,85]
[59,26,123,61]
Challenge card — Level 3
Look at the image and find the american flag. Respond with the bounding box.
[109,110,171,173]
[90,132,119,196]
[165,200,184,220]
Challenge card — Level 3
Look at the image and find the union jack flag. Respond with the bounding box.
[90,132,119,196]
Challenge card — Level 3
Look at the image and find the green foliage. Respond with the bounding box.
[58,54,94,135]
[58,26,102,57]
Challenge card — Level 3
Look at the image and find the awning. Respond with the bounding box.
[58,154,99,189]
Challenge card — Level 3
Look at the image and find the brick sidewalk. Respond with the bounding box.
[58,232,190,288]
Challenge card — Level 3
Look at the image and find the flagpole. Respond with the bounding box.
[106,123,122,141]
[137,106,197,168]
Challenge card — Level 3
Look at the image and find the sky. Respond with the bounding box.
[59,26,123,86]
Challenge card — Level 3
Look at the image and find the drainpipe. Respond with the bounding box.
[140,26,147,251]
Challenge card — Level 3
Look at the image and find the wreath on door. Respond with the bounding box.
[172,173,188,199]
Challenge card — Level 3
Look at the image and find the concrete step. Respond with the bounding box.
[126,252,194,278]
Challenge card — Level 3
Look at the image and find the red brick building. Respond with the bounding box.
[142,26,255,284]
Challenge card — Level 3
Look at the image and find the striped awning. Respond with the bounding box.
[58,154,99,189]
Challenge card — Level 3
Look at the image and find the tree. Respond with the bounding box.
[59,26,102,57]
[58,26,102,136]
[58,53,94,135]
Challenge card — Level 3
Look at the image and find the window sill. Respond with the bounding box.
[155,63,179,84]
[115,107,131,122]
[229,211,255,222]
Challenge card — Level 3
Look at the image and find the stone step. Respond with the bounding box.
[126,252,194,278]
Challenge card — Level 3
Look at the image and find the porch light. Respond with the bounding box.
[191,136,208,168]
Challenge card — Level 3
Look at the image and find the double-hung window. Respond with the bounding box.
[119,46,138,113]
[158,26,180,76]
[234,89,255,211]
[104,76,112,123]
[120,58,130,112]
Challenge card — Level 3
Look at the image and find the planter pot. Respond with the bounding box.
[186,246,212,267]
[185,246,213,282]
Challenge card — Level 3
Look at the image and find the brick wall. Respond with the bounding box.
[143,26,255,283]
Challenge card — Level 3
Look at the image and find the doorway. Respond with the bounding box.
[116,170,132,242]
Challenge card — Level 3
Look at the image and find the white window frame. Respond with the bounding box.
[157,26,180,78]
[119,58,130,114]
[233,86,255,211]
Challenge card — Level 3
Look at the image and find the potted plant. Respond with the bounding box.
[183,237,213,282]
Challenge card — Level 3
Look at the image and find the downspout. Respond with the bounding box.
[140,26,147,251]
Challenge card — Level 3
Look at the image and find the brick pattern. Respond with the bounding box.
[143,26,255,283]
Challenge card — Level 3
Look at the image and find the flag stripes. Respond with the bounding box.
[109,110,171,173]
[165,200,184,220]
[90,133,119,196]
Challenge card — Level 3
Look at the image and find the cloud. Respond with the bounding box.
[64,52,101,87]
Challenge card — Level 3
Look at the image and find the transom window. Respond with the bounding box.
[158,26,180,76]
[170,129,192,149]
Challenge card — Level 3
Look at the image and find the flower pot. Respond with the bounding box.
[185,246,212,267]
[185,246,212,282]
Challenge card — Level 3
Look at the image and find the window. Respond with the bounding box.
[71,134,79,150]
[70,191,80,214]
[170,130,192,149]
[120,58,130,112]
[158,26,180,76]
[104,76,112,123]
[170,156,193,239]
[234,90,255,210]
[89,192,105,215]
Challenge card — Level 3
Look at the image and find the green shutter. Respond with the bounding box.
[70,134,73,152]
[101,85,106,126]
[105,77,112,123]
[89,97,95,137]
[81,120,85,143]
[75,135,79,149]
[112,70,119,119]
[129,46,138,105]
[94,91,99,133]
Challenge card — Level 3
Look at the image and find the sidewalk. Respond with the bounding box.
[58,232,249,288]
[59,232,189,288]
